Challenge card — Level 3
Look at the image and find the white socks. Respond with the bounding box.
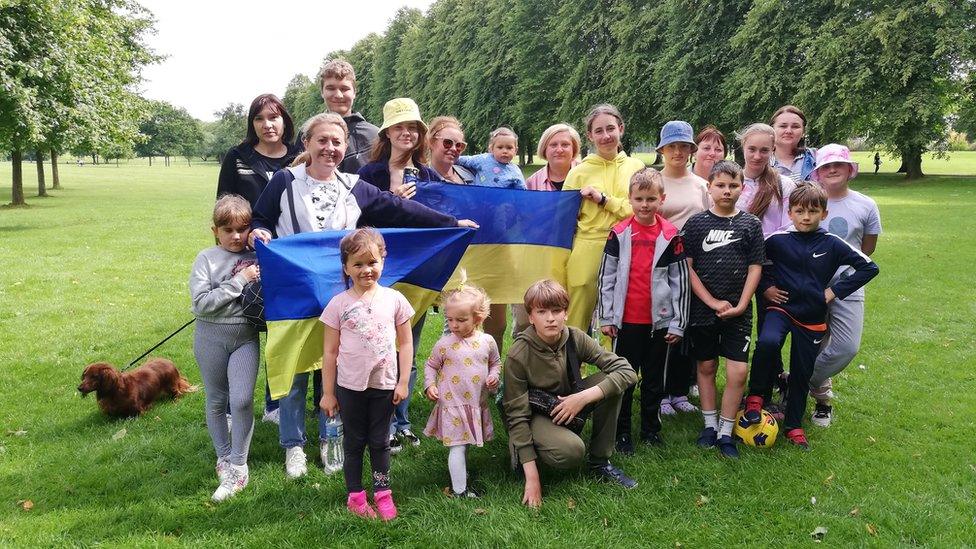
[448,445,468,494]
[718,416,735,438]
[702,410,718,431]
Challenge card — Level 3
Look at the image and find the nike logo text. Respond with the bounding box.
[813,252,827,258]
[701,230,741,252]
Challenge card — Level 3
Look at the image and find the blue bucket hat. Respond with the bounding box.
[656,120,697,152]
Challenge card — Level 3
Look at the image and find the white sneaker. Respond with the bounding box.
[671,396,699,413]
[215,457,230,480]
[689,385,700,399]
[811,403,833,428]
[284,446,307,479]
[212,463,249,502]
[262,408,280,425]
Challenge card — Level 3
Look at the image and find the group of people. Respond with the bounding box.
[189,58,882,513]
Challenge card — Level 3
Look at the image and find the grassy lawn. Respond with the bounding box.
[1,159,974,546]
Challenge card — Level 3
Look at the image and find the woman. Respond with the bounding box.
[770,105,817,182]
[249,112,477,479]
[358,97,437,199]
[215,93,299,425]
[691,125,726,181]
[563,105,644,332]
[656,120,710,416]
[427,116,474,183]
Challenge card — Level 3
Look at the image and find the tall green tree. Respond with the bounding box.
[136,100,204,166]
[281,74,321,130]
[368,8,424,119]
[206,103,245,162]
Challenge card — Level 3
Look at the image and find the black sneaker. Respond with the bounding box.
[590,462,638,489]
[696,427,717,448]
[449,487,482,499]
[716,435,739,459]
[615,434,635,456]
[811,403,832,428]
[397,428,421,447]
[640,432,664,446]
[388,433,402,455]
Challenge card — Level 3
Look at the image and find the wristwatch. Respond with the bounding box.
[598,193,607,206]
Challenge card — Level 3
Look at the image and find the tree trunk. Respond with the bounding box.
[116,158,119,166]
[51,150,61,189]
[91,154,97,165]
[11,148,25,206]
[148,155,152,166]
[902,149,924,179]
[36,150,47,197]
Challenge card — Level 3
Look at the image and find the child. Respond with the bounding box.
[597,168,690,454]
[503,280,638,508]
[681,160,765,459]
[456,127,527,189]
[423,275,501,498]
[744,183,879,449]
[806,144,881,427]
[189,194,261,502]
[319,228,414,520]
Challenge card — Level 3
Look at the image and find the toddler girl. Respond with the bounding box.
[319,228,414,521]
[456,127,527,189]
[190,194,261,502]
[423,276,500,498]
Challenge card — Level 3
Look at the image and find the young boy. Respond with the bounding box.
[744,183,879,449]
[681,160,765,459]
[315,59,378,174]
[503,280,638,508]
[597,168,690,454]
[807,144,881,427]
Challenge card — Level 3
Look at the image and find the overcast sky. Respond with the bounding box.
[137,0,435,121]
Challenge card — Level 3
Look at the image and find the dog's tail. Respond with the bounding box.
[174,375,199,396]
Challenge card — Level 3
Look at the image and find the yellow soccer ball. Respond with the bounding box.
[733,409,779,448]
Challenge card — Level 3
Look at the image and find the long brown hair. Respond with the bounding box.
[737,123,782,220]
[369,122,429,166]
[769,105,808,155]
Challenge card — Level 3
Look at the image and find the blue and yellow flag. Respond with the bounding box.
[257,227,475,398]
[414,182,582,304]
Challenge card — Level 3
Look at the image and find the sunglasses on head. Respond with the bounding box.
[435,137,466,151]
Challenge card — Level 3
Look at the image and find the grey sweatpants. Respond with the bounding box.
[194,320,259,466]
[810,298,864,390]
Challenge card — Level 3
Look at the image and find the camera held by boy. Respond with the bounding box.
[681,160,765,459]
[744,182,879,450]
[597,168,690,455]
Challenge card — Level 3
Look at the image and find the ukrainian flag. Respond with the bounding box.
[257,227,475,399]
[415,182,582,304]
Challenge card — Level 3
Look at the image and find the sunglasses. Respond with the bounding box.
[435,137,466,151]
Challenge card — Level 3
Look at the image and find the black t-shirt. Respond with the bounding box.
[250,151,291,182]
[681,210,765,325]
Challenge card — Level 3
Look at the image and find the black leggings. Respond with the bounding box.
[336,386,395,493]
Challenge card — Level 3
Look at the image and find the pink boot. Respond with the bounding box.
[373,489,397,521]
[347,490,377,519]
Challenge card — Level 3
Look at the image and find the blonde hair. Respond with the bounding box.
[736,123,782,219]
[441,270,491,324]
[629,168,665,195]
[213,194,251,227]
[317,59,357,90]
[536,123,581,160]
[523,279,569,312]
[339,228,386,288]
[292,113,349,167]
[488,127,518,148]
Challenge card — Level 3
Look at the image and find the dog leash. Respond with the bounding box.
[125,318,196,370]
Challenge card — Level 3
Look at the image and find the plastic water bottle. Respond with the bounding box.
[323,416,344,474]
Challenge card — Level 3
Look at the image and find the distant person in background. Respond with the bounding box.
[874,152,881,174]
[215,93,299,425]
[656,120,709,416]
[564,104,644,332]
[692,125,726,181]
[316,59,378,175]
[770,105,817,182]
[427,116,474,184]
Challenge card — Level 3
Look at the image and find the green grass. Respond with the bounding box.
[1,160,974,546]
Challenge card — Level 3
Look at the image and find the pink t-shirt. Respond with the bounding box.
[319,286,415,391]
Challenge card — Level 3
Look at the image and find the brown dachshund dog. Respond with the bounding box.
[78,358,195,417]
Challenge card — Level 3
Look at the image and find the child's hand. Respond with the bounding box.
[393,382,409,405]
[319,393,339,417]
[241,264,260,282]
[710,299,733,314]
[664,332,681,344]
[579,186,603,204]
[249,228,272,248]
[486,375,499,392]
[764,285,789,305]
[522,478,542,508]
[717,304,745,319]
[600,325,617,339]
[824,288,836,304]
[457,219,480,229]
[425,385,439,402]
[551,392,591,426]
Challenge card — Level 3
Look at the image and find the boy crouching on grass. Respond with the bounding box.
[597,168,690,455]
[681,160,765,459]
[503,280,638,508]
[744,183,879,450]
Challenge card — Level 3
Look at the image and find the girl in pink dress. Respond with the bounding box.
[423,279,501,498]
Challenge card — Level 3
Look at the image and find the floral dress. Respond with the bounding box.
[423,332,501,446]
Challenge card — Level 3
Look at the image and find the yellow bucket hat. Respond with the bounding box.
[379,97,428,133]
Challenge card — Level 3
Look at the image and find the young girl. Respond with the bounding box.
[737,123,797,237]
[456,127,527,189]
[190,194,261,502]
[423,276,501,498]
[770,105,817,183]
[807,144,881,428]
[319,228,415,521]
